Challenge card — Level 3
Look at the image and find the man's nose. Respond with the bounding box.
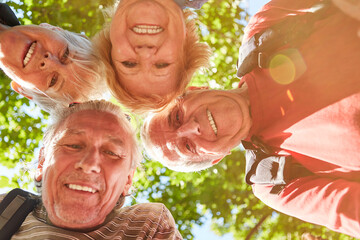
[39,52,59,69]
[74,148,101,174]
[177,119,201,137]
[134,45,156,59]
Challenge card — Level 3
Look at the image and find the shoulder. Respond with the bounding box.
[0,193,6,202]
[111,203,183,239]
[244,0,322,41]
[117,202,177,228]
[118,202,169,217]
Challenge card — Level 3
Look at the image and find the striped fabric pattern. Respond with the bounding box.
[0,195,182,240]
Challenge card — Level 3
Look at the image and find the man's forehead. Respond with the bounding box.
[184,88,206,96]
[149,105,186,158]
[184,88,216,99]
[57,128,83,138]
[148,122,180,160]
[54,111,127,140]
[59,127,125,142]
[49,128,127,156]
[68,110,125,129]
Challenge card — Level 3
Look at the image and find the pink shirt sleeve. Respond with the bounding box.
[252,176,360,238]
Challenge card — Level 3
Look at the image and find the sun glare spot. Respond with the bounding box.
[269,48,307,85]
[269,54,296,85]
[287,89,294,102]
[280,107,285,116]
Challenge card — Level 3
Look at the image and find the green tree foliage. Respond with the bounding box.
[6,0,113,36]
[0,0,357,239]
[191,0,247,89]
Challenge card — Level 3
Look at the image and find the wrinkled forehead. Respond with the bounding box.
[145,113,180,160]
[51,110,130,142]
[179,89,221,106]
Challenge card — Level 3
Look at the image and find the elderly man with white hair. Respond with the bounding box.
[0,100,182,239]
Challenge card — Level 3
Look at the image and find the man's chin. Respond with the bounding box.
[50,206,104,230]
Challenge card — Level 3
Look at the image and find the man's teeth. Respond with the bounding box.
[23,42,36,67]
[132,25,163,34]
[67,184,96,193]
[207,109,218,136]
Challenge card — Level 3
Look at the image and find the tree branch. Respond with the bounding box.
[245,212,271,240]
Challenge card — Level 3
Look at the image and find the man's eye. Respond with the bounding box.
[121,61,137,68]
[176,111,180,123]
[155,63,169,69]
[170,108,182,128]
[104,150,120,158]
[185,142,196,154]
[174,106,183,127]
[65,144,82,149]
[168,105,183,128]
[49,75,58,87]
[60,46,70,64]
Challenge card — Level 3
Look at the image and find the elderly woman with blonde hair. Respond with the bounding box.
[0,3,108,112]
[93,0,212,113]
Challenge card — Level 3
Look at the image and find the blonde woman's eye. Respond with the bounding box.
[155,63,169,69]
[121,61,137,68]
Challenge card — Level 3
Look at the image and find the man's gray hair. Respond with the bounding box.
[43,100,141,170]
[22,28,108,112]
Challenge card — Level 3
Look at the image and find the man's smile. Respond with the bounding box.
[65,183,98,194]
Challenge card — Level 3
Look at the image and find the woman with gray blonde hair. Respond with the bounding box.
[0,4,108,112]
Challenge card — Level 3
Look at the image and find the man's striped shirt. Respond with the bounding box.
[0,194,182,240]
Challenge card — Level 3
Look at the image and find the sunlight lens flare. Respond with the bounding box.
[269,48,307,85]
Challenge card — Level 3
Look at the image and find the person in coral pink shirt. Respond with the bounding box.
[142,0,360,237]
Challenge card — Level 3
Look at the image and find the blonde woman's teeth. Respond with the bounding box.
[207,109,218,136]
[23,42,36,67]
[132,25,163,34]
